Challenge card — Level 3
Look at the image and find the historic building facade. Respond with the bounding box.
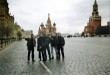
[0,0,14,37]
[84,0,101,36]
[0,0,23,39]
[0,0,14,29]
[38,14,56,36]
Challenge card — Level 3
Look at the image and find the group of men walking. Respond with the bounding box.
[25,32,65,62]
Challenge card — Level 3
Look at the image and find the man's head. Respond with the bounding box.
[46,33,48,36]
[51,33,55,37]
[58,32,61,37]
[39,34,43,37]
[31,34,34,39]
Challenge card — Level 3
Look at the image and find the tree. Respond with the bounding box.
[5,25,14,39]
[17,31,22,39]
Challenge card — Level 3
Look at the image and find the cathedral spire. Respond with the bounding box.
[94,0,97,5]
[48,13,50,20]
[47,13,52,33]
[92,0,99,17]
[47,13,51,26]
[93,0,98,11]
[47,13,51,24]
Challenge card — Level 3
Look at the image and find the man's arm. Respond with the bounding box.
[34,39,36,47]
[62,37,65,46]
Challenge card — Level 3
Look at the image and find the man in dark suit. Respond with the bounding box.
[26,34,36,62]
[50,33,58,59]
[43,34,51,60]
[57,32,65,60]
[37,34,44,61]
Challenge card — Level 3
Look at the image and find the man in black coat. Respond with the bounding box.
[43,34,51,60]
[50,33,58,59]
[26,34,36,62]
[57,32,65,60]
[37,34,45,61]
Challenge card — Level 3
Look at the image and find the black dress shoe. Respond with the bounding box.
[49,58,51,60]
[43,59,46,61]
[28,58,30,61]
[27,60,30,63]
[51,57,54,59]
[32,60,35,62]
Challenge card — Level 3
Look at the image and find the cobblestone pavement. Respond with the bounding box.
[0,37,110,75]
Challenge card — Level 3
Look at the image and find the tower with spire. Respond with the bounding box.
[47,13,52,33]
[84,0,101,36]
[38,14,57,36]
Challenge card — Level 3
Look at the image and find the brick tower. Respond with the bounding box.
[84,0,101,36]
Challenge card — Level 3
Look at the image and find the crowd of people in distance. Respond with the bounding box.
[25,32,65,62]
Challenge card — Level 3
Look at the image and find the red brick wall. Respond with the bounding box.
[84,26,94,34]
[84,18,101,36]
[90,19,101,31]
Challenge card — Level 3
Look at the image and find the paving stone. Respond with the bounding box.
[0,38,110,75]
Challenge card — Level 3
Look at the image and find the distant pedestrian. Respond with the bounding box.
[26,34,36,62]
[57,32,65,60]
[50,33,58,59]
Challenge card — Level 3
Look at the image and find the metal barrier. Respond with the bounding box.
[0,38,16,49]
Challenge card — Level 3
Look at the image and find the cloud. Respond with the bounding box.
[7,0,109,35]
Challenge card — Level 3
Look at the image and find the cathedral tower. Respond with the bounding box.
[38,14,57,36]
[47,13,52,33]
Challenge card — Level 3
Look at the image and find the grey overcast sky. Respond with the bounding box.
[7,0,110,35]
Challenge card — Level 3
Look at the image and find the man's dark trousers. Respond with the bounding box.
[39,50,44,60]
[28,47,34,60]
[57,46,64,59]
[45,45,51,59]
